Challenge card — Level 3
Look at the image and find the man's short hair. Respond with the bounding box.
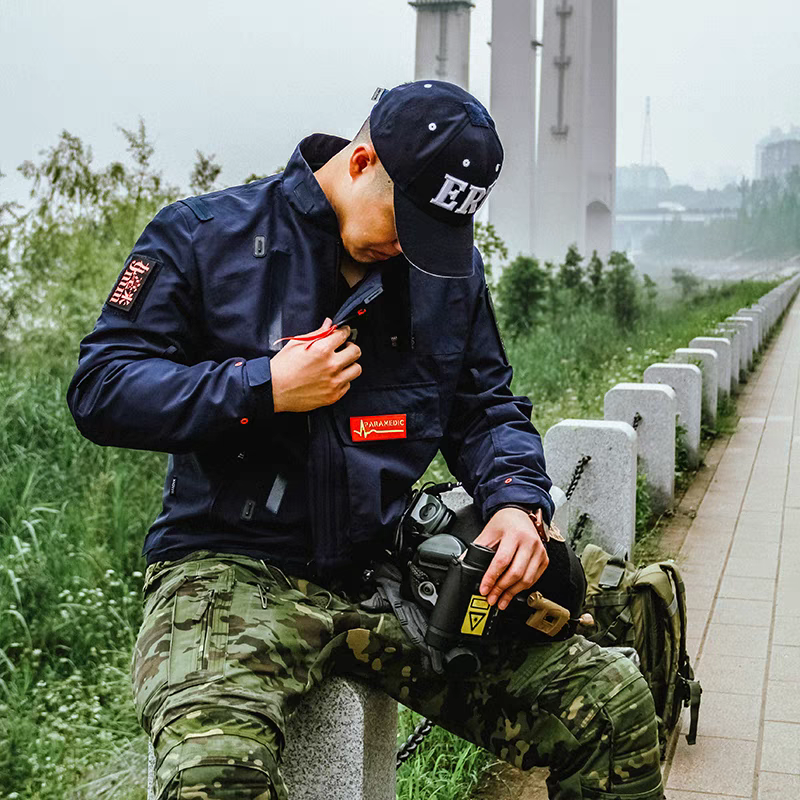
[352,117,372,145]
[351,117,392,194]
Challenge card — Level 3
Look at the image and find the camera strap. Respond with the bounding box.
[360,562,444,674]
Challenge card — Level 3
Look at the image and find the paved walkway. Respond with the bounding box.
[664,298,800,799]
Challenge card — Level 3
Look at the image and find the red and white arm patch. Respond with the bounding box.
[106,254,159,312]
[351,414,407,442]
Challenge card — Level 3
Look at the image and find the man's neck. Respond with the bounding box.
[340,253,369,287]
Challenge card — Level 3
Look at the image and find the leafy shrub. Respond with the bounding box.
[494,254,549,338]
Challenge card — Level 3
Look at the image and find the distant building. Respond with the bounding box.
[761,139,800,181]
[756,126,800,180]
[616,164,670,193]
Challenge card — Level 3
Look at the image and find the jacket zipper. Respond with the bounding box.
[307,239,347,577]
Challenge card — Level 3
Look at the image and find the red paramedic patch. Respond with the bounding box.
[107,254,158,312]
[351,414,407,442]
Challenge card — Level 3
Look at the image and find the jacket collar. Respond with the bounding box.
[281,134,349,237]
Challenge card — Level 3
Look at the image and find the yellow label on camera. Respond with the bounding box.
[461,594,491,636]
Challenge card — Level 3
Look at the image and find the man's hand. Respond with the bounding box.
[473,507,549,610]
[271,318,362,412]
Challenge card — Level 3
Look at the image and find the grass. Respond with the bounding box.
[0,277,787,800]
[396,711,493,800]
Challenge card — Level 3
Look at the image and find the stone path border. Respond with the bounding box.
[663,296,800,799]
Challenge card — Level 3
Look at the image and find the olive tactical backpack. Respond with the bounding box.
[577,544,702,756]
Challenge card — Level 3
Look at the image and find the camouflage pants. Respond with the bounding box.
[132,550,664,800]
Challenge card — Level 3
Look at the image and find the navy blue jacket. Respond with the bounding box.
[67,134,554,578]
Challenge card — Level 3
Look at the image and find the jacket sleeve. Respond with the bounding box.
[439,250,555,526]
[66,202,274,454]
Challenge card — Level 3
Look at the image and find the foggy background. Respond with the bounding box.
[2,0,799,206]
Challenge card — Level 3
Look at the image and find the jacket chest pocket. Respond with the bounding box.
[332,382,443,445]
[330,382,443,543]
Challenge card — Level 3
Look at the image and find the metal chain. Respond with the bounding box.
[570,512,590,546]
[565,455,592,500]
[632,412,642,430]
[396,716,435,768]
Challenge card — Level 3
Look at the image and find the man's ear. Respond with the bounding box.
[349,143,379,181]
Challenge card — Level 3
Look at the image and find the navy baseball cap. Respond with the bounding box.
[369,80,504,278]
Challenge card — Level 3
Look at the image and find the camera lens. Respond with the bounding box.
[420,502,437,520]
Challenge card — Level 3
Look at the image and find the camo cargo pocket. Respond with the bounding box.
[168,565,237,689]
[132,569,190,732]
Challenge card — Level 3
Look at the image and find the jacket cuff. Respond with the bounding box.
[244,356,274,419]
[483,485,554,527]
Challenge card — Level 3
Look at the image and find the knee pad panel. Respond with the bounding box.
[155,716,284,800]
[579,654,663,796]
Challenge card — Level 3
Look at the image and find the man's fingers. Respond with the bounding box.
[337,361,362,386]
[333,342,362,369]
[319,326,351,352]
[479,538,516,599]
[280,318,336,349]
[496,548,549,610]
[486,542,534,606]
[306,317,335,338]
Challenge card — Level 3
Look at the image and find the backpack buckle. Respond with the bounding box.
[598,557,626,589]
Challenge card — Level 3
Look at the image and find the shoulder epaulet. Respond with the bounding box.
[178,196,214,222]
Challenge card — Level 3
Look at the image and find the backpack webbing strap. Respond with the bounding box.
[685,678,702,745]
[679,657,702,745]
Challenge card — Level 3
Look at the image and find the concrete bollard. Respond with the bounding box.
[604,383,677,514]
[737,307,764,351]
[725,314,758,364]
[643,363,702,470]
[755,301,774,333]
[689,336,731,398]
[543,420,638,557]
[725,318,755,373]
[714,325,741,392]
[672,348,719,427]
[148,742,156,800]
[283,678,398,800]
[147,678,398,800]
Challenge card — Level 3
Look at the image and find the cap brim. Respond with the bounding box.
[393,184,475,279]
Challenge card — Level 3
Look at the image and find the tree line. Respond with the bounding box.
[646,169,800,259]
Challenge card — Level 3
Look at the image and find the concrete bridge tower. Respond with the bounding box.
[533,0,617,263]
[488,0,539,261]
[409,0,474,89]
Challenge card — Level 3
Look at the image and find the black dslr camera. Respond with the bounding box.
[392,483,586,675]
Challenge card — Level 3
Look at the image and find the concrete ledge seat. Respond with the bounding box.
[147,677,398,800]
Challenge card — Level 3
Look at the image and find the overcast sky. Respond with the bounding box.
[2,0,799,207]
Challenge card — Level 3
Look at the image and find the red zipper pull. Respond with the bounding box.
[273,323,340,350]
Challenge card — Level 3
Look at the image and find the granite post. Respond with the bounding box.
[147,679,398,800]
[714,325,741,392]
[689,336,731,398]
[643,363,702,470]
[604,383,677,514]
[725,318,755,373]
[543,420,638,557]
[736,308,763,352]
[672,348,719,427]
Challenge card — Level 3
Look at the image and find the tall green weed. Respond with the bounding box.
[0,122,789,799]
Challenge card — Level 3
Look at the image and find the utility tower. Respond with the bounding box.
[488,0,539,261]
[409,0,474,89]
[533,0,617,263]
[641,96,653,165]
